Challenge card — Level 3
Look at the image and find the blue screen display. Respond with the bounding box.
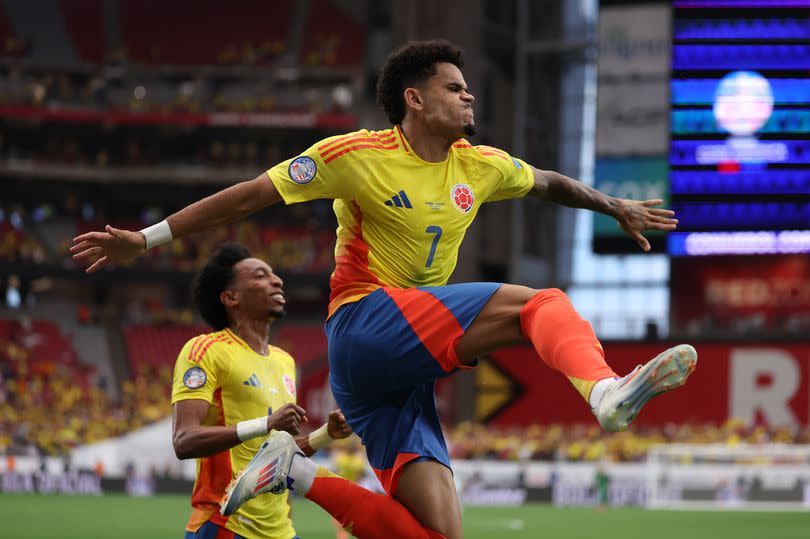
[669,1,810,256]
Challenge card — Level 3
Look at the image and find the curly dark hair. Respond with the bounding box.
[192,242,251,330]
[376,39,465,125]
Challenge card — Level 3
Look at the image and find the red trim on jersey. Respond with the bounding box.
[476,145,508,155]
[319,134,397,158]
[188,335,211,362]
[453,141,473,148]
[190,388,232,519]
[476,145,509,159]
[328,202,381,317]
[395,125,411,153]
[372,452,422,495]
[383,288,468,373]
[220,328,238,344]
[197,335,229,361]
[317,132,375,152]
[318,131,396,153]
[480,151,509,161]
[323,143,399,164]
[188,335,230,363]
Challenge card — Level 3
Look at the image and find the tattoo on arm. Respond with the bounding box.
[530,166,619,217]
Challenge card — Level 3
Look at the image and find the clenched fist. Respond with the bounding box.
[326,409,352,440]
[267,403,308,435]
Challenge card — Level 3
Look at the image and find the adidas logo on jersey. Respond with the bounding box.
[384,190,413,209]
[243,373,263,388]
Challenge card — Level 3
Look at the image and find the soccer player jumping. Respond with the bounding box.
[72,40,697,539]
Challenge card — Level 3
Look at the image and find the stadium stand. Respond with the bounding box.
[301,0,366,66]
[0,2,26,59]
[118,0,294,66]
[123,325,205,371]
[71,219,335,274]
[0,221,46,264]
[447,421,810,463]
[58,0,105,64]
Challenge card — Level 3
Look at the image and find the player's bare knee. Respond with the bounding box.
[494,284,541,320]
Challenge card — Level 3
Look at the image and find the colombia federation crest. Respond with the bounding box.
[450,183,475,213]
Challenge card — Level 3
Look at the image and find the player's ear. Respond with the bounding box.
[220,289,238,309]
[403,87,423,112]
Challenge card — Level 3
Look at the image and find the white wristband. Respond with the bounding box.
[236,416,269,442]
[140,220,173,250]
[308,424,335,452]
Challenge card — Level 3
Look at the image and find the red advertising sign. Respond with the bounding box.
[672,255,810,332]
[485,342,810,428]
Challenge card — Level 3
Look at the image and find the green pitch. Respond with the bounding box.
[1,493,809,538]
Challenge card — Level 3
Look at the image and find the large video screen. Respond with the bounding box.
[669,0,810,256]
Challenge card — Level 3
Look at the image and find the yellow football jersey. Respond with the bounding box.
[171,328,298,539]
[267,126,534,317]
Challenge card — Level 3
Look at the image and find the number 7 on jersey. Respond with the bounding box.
[425,225,443,268]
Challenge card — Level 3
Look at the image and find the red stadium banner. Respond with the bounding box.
[671,255,810,332]
[484,342,810,428]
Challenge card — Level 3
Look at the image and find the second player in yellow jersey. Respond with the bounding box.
[172,328,299,539]
[171,243,352,539]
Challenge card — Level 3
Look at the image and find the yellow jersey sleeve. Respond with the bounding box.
[171,334,226,405]
[475,145,535,202]
[266,131,372,204]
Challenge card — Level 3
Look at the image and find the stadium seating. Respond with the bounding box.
[72,219,335,274]
[0,222,46,264]
[301,0,365,67]
[119,0,293,65]
[447,421,810,463]
[0,3,26,58]
[6,313,809,460]
[0,318,93,387]
[58,0,105,64]
[123,325,206,371]
[0,317,175,456]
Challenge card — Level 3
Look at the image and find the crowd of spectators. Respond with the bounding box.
[2,313,809,460]
[0,65,354,117]
[5,325,809,462]
[0,122,330,170]
[1,200,336,277]
[0,213,46,265]
[71,218,336,276]
[0,343,171,456]
[447,420,810,463]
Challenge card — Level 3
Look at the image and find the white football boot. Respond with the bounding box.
[593,344,697,432]
[220,430,302,516]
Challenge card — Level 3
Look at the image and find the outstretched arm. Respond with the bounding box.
[70,173,282,272]
[529,166,678,252]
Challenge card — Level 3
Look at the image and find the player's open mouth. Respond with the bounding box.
[271,293,286,304]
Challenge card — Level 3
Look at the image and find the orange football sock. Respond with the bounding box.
[304,468,447,539]
[519,288,617,402]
